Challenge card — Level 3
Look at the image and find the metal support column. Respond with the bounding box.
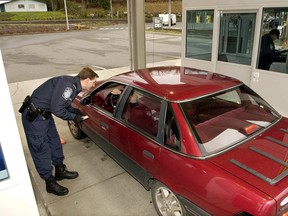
[127,0,146,70]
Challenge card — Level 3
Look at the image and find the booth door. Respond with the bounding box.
[216,12,257,85]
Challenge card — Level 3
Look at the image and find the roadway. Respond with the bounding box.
[0,23,182,83]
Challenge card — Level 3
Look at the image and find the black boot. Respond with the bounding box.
[45,176,69,196]
[55,164,79,181]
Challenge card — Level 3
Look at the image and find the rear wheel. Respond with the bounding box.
[151,181,186,216]
[67,120,86,139]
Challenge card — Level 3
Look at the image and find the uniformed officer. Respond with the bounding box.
[20,67,99,196]
[258,29,280,70]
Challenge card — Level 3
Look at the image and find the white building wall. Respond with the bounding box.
[182,0,288,117]
[0,51,39,215]
[4,0,47,12]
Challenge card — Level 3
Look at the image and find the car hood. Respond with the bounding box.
[208,117,288,198]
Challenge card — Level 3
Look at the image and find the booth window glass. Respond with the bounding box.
[185,10,214,61]
[0,143,9,181]
[218,13,256,65]
[257,8,288,73]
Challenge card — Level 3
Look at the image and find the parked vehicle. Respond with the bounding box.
[68,66,288,216]
[159,13,177,26]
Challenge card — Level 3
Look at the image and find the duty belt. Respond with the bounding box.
[19,95,51,121]
[37,109,52,119]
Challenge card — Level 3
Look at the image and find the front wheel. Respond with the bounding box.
[151,181,186,216]
[67,120,86,139]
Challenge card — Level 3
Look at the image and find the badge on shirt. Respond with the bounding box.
[62,87,73,100]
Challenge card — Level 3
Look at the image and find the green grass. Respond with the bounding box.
[0,11,69,21]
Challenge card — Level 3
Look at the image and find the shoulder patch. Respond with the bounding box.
[62,87,73,100]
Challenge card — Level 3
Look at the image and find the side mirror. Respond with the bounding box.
[80,95,92,105]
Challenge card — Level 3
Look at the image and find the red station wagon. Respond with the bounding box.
[68,66,288,216]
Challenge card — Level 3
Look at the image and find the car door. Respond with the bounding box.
[83,104,110,143]
[81,82,125,145]
[116,89,163,179]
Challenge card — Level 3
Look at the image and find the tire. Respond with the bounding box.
[67,120,86,139]
[151,181,186,216]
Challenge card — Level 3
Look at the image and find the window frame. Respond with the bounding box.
[17,4,25,9]
[163,103,181,151]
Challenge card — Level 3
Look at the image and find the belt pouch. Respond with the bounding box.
[26,110,39,122]
[26,103,39,122]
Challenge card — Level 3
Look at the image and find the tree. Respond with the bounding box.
[99,0,110,10]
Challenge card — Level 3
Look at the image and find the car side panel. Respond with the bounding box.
[109,115,161,180]
[156,149,275,215]
[126,129,161,178]
[108,118,130,158]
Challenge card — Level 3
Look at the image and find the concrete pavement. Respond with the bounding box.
[9,59,181,216]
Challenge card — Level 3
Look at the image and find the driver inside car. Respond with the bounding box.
[106,88,122,111]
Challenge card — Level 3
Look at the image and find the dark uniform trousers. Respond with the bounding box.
[22,109,64,180]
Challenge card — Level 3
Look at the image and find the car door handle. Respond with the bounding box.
[100,122,109,130]
[143,150,154,160]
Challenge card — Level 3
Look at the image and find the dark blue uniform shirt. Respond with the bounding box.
[31,75,82,120]
[258,34,277,70]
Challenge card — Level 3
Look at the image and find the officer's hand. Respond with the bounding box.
[73,114,84,124]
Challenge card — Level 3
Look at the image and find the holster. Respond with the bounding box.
[19,95,31,113]
[26,102,39,122]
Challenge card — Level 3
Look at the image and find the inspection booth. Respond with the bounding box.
[181,0,288,116]
[0,51,39,215]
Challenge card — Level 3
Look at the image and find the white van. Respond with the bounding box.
[159,13,177,26]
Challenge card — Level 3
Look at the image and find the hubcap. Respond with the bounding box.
[68,121,78,136]
[155,187,183,216]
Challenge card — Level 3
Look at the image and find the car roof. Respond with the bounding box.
[111,66,242,101]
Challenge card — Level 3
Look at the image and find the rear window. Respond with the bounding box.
[180,85,280,155]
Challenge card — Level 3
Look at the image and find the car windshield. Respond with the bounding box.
[180,84,280,155]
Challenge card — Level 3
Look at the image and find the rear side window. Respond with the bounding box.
[121,89,161,137]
